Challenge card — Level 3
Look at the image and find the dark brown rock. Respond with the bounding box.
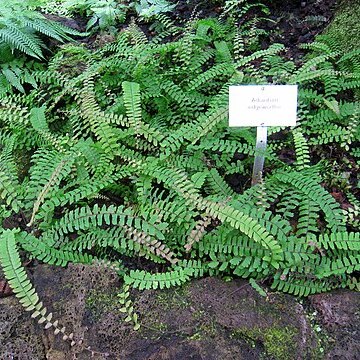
[1,264,359,359]
[43,14,82,32]
[310,291,360,360]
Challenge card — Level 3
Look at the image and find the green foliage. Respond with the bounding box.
[0,45,43,95]
[0,0,84,59]
[134,0,176,20]
[0,6,359,343]
[64,0,128,31]
[221,0,269,21]
[62,0,176,32]
[0,229,76,345]
[118,283,140,330]
[292,130,310,170]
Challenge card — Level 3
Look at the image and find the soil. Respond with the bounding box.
[174,0,338,58]
[49,0,339,62]
[265,0,338,57]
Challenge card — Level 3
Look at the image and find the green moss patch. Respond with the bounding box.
[85,289,120,320]
[324,0,360,52]
[231,326,300,360]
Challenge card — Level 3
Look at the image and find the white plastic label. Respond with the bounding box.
[229,85,298,127]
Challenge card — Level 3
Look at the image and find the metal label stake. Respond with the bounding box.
[252,125,267,186]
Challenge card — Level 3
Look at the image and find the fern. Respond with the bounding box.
[124,268,193,290]
[0,229,76,345]
[0,10,359,346]
[122,81,142,133]
[0,0,85,59]
[271,272,340,297]
[273,170,346,232]
[118,283,140,330]
[292,131,310,169]
[0,139,22,212]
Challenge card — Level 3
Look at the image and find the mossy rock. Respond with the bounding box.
[323,0,360,52]
[1,265,360,359]
[231,326,298,360]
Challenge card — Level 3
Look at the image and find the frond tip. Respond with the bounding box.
[0,229,76,346]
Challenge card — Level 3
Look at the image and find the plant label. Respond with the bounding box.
[228,85,298,127]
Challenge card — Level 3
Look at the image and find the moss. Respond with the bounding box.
[323,0,360,52]
[188,331,203,340]
[155,284,190,310]
[138,286,190,340]
[231,326,298,360]
[263,327,298,360]
[139,320,170,341]
[194,316,218,338]
[85,289,120,320]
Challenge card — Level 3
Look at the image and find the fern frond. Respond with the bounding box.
[42,203,167,246]
[78,78,119,155]
[235,43,285,68]
[292,130,310,169]
[25,149,76,213]
[147,165,283,267]
[273,170,346,232]
[0,25,43,59]
[0,230,39,311]
[317,232,360,251]
[122,81,142,134]
[186,63,235,91]
[316,255,360,278]
[1,67,25,93]
[271,272,340,297]
[0,229,76,345]
[18,231,93,266]
[27,152,76,226]
[23,18,68,42]
[184,216,212,252]
[296,199,319,237]
[124,268,192,290]
[0,138,22,212]
[29,107,68,152]
[205,168,237,199]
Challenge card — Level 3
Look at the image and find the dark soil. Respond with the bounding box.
[173,0,339,60]
[48,0,339,62]
[265,0,338,58]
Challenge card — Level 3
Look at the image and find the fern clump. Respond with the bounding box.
[0,8,359,342]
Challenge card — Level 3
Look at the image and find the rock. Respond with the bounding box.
[43,14,82,32]
[0,264,359,359]
[310,291,360,359]
[0,296,45,359]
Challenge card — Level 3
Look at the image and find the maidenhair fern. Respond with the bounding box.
[0,229,76,345]
[0,9,359,345]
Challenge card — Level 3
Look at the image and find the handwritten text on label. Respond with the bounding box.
[229,85,298,127]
